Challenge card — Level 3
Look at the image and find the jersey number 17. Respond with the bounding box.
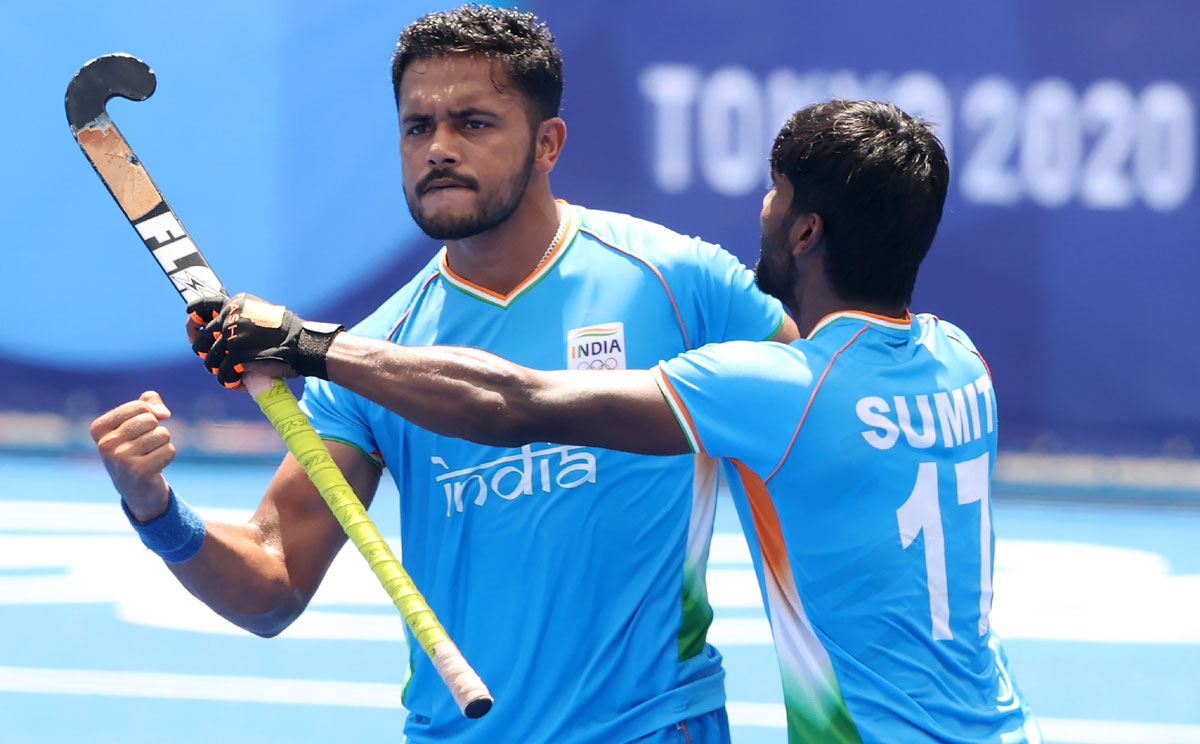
[896,452,993,641]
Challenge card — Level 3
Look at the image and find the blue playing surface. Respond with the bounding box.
[1,453,1198,743]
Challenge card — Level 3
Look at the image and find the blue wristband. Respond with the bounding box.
[122,488,207,563]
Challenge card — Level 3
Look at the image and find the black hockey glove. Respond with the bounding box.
[187,293,344,387]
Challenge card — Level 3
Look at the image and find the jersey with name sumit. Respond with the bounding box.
[655,311,1039,744]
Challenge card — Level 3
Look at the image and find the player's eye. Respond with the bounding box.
[464,120,490,130]
[405,124,430,136]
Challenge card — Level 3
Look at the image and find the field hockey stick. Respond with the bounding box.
[65,53,492,719]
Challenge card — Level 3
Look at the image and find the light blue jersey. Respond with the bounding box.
[301,202,785,743]
[655,311,1039,744]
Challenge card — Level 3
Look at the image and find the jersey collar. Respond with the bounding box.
[437,200,580,309]
[807,309,913,339]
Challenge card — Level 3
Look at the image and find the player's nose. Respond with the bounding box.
[426,123,460,167]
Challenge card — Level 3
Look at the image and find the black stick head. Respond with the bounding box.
[66,53,156,131]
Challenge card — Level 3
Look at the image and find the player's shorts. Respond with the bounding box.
[629,707,731,744]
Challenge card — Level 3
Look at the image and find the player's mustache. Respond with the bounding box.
[418,169,480,194]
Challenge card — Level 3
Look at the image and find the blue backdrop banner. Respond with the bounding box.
[2,0,1196,455]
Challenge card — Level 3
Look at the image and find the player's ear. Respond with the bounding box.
[533,117,567,173]
[789,212,824,256]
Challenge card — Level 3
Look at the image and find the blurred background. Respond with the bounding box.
[1,1,1198,742]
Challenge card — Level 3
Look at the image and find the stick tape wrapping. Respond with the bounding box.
[244,374,492,716]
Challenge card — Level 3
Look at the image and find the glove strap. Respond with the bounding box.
[296,321,346,379]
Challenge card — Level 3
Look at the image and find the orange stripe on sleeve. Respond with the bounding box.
[579,228,691,350]
[653,366,705,455]
[388,271,441,341]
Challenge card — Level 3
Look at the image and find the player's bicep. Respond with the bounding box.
[252,440,382,603]
[527,370,690,455]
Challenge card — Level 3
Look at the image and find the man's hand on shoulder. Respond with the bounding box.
[186,293,345,387]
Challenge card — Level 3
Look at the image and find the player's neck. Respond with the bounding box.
[792,283,907,338]
[443,183,561,295]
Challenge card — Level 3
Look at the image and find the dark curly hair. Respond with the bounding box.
[392,4,563,124]
[771,100,950,307]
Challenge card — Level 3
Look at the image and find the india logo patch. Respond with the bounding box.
[567,322,626,370]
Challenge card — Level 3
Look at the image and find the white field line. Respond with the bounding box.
[2,666,1198,743]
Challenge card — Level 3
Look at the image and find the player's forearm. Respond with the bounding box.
[325,333,544,446]
[164,519,304,637]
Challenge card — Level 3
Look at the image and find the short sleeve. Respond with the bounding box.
[692,241,786,345]
[299,376,384,469]
[654,340,813,476]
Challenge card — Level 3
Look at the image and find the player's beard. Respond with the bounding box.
[754,222,798,312]
[405,138,537,241]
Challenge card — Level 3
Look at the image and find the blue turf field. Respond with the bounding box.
[1,453,1198,743]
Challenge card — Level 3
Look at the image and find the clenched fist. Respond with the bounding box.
[90,391,176,521]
